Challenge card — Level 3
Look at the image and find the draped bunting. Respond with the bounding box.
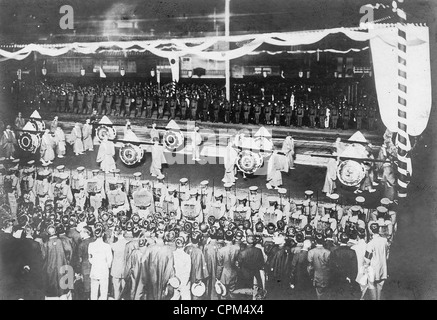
[370,25,431,136]
[0,24,431,137]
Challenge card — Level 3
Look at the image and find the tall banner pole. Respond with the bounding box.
[225,0,231,103]
[394,0,411,198]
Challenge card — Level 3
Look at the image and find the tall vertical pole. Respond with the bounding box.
[225,0,231,103]
[395,0,411,198]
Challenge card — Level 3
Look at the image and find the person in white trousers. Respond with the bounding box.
[88,226,113,300]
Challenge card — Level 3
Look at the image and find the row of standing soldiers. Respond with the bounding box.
[32,85,378,129]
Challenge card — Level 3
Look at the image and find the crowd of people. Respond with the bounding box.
[25,80,379,130]
[0,151,395,300]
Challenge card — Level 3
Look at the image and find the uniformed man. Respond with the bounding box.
[285,102,292,126]
[254,102,261,125]
[331,105,339,129]
[178,178,190,202]
[277,188,291,222]
[35,164,53,211]
[132,181,153,219]
[248,186,262,217]
[264,102,272,125]
[329,193,344,222]
[263,196,283,226]
[135,93,144,117]
[180,96,188,120]
[208,191,226,221]
[72,167,87,211]
[76,90,85,114]
[169,95,177,119]
[20,167,36,204]
[199,180,212,214]
[230,196,251,225]
[190,95,198,120]
[67,90,75,113]
[367,106,376,131]
[342,106,351,130]
[161,186,179,219]
[86,169,105,217]
[356,106,363,130]
[52,172,73,212]
[107,178,130,216]
[243,101,250,124]
[318,105,326,129]
[150,123,159,142]
[4,164,20,218]
[354,196,369,224]
[297,104,304,127]
[340,205,365,233]
[105,90,114,116]
[309,104,316,127]
[181,189,202,223]
[302,190,318,220]
[212,99,220,123]
[234,101,242,124]
[223,183,236,216]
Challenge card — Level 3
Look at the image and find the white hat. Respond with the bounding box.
[56,165,65,171]
[133,172,142,177]
[224,183,233,189]
[180,178,188,184]
[278,188,287,195]
[200,180,209,186]
[249,186,258,192]
[77,166,85,172]
[329,193,339,200]
[304,190,314,196]
[157,174,165,180]
[191,281,206,297]
[168,277,181,289]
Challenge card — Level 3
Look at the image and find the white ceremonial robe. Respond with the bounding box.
[266,152,286,188]
[82,123,94,151]
[97,140,116,173]
[322,158,337,195]
[40,133,55,162]
[54,128,66,157]
[281,137,295,169]
[69,126,84,154]
[222,144,238,184]
[150,143,166,177]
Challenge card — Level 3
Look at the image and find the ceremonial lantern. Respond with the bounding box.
[119,143,144,166]
[163,120,184,151]
[236,150,263,175]
[337,160,366,187]
[96,116,117,142]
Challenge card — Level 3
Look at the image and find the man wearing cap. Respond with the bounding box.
[71,167,87,211]
[208,192,226,221]
[266,233,292,296]
[107,179,130,217]
[35,164,53,211]
[128,172,143,199]
[217,230,240,299]
[198,180,211,213]
[178,178,190,202]
[248,186,262,216]
[263,197,283,226]
[191,127,202,162]
[308,233,331,300]
[86,169,105,216]
[51,172,73,213]
[202,227,222,300]
[1,125,17,159]
[149,123,159,142]
[303,190,318,219]
[20,167,36,204]
[161,185,179,218]
[53,126,66,158]
[277,188,291,221]
[68,122,84,156]
[329,193,344,222]
[290,239,312,298]
[14,112,25,131]
[150,139,166,177]
[222,139,238,185]
[49,115,58,133]
[364,223,389,300]
[223,183,236,215]
[181,189,203,224]
[96,134,116,173]
[82,119,94,152]
[230,196,251,225]
[88,226,113,300]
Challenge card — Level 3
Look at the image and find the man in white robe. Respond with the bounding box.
[266,151,287,190]
[54,126,66,158]
[69,122,84,156]
[82,119,94,152]
[96,135,116,173]
[150,140,166,177]
[222,140,238,185]
[281,136,295,170]
[322,156,338,197]
[40,129,55,165]
[191,127,202,161]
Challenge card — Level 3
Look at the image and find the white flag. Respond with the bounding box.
[99,67,106,78]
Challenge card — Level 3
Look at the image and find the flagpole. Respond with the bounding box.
[225,0,231,103]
